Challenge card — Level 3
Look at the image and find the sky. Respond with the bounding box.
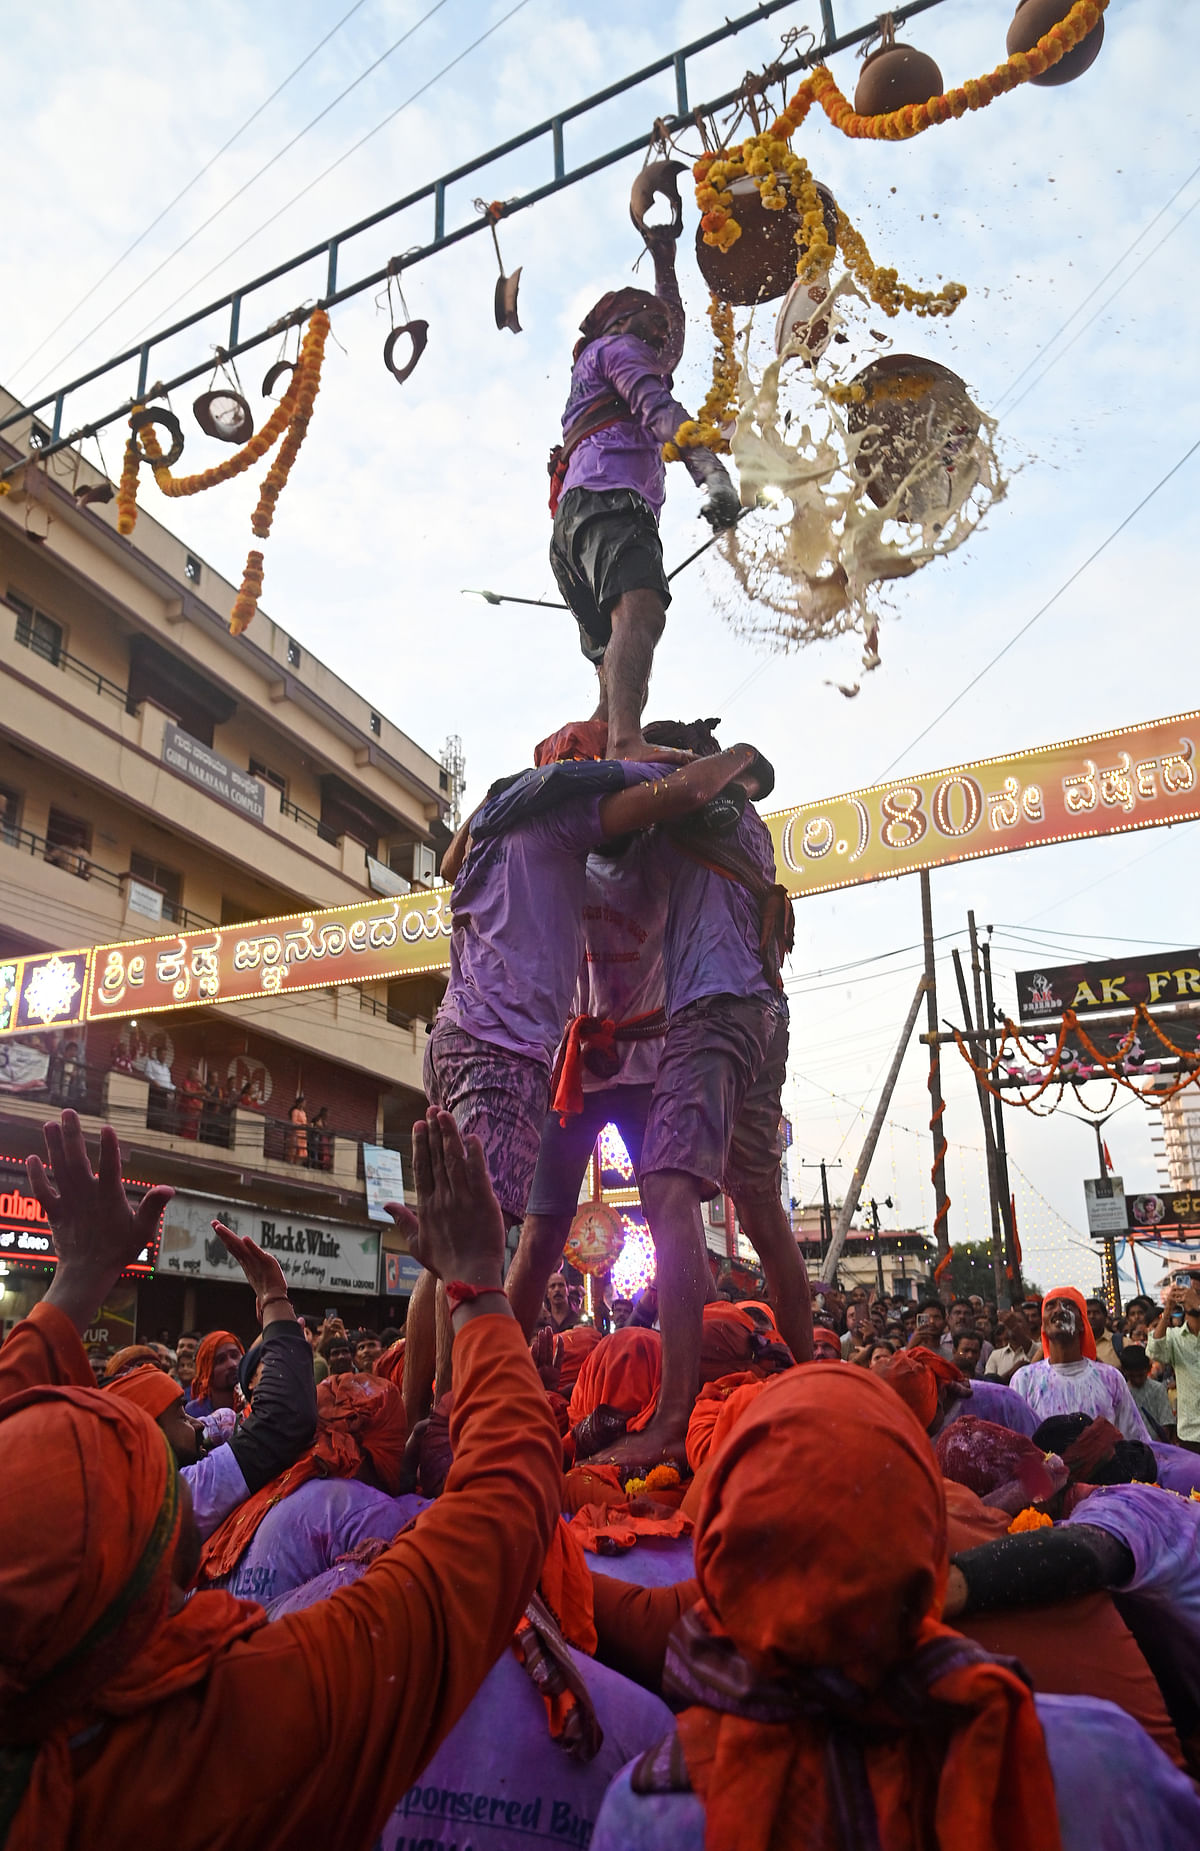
[3,0,1195,1298]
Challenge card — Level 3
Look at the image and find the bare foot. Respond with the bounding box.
[606,735,691,765]
[590,1418,689,1471]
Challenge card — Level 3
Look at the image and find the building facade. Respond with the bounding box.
[0,392,450,1353]
[1147,1086,1200,1192]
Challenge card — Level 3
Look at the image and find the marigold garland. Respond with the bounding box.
[1008,1507,1054,1534]
[664,294,737,459]
[117,308,330,635]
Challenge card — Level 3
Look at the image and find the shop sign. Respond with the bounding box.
[1017,946,1200,1022]
[0,1156,161,1275]
[162,723,266,824]
[158,1192,380,1295]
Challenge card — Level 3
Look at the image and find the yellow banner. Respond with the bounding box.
[2,708,1197,1037]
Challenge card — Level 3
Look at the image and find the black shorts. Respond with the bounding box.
[550,487,672,665]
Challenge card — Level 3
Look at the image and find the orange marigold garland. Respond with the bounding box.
[117,308,330,635]
[1008,1507,1054,1534]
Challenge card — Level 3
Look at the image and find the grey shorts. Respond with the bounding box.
[640,993,788,1203]
[525,1084,655,1218]
[550,487,671,665]
[423,1020,549,1224]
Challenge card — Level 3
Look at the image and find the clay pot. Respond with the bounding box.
[494,269,522,334]
[193,390,254,445]
[630,159,686,239]
[845,354,980,522]
[1006,0,1104,86]
[130,406,185,468]
[697,176,837,306]
[383,319,429,383]
[261,360,295,399]
[774,273,834,362]
[854,43,943,115]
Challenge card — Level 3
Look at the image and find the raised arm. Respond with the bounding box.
[644,225,685,372]
[597,742,761,837]
[210,1221,318,1495]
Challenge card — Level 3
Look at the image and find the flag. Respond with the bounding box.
[1103,1141,1114,1174]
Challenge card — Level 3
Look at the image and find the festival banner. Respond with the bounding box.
[763,708,1200,900]
[1015,947,1200,1022]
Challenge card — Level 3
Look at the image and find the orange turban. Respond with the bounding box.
[0,1385,262,1850]
[557,1324,602,1395]
[374,1338,406,1388]
[533,720,609,766]
[103,1363,184,1422]
[878,1344,966,1430]
[567,1327,661,1434]
[199,1372,408,1582]
[102,1344,165,1381]
[699,1301,793,1386]
[1040,1286,1097,1360]
[685,1372,764,1473]
[189,1330,244,1405]
[669,1366,1061,1851]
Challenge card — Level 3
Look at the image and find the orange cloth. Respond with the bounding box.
[7,1314,561,1851]
[878,1344,965,1429]
[1040,1286,1097,1360]
[590,1571,701,1692]
[103,1363,184,1421]
[568,1327,661,1434]
[698,1302,758,1384]
[677,1365,1062,1851]
[735,1299,777,1331]
[0,1302,94,1398]
[539,1516,598,1654]
[557,1324,602,1395]
[570,1501,692,1555]
[533,720,608,766]
[561,1461,627,1514]
[189,1330,244,1405]
[0,1384,264,1851]
[199,1372,408,1581]
[374,1338,406,1388]
[685,1373,763,1472]
[102,1345,165,1380]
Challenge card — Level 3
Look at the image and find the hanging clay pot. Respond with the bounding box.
[854,40,944,115]
[494,269,522,333]
[630,159,687,238]
[130,406,185,468]
[193,389,254,444]
[383,319,430,384]
[75,482,114,507]
[261,360,295,399]
[845,354,980,523]
[774,273,834,362]
[697,176,837,306]
[1006,0,1104,87]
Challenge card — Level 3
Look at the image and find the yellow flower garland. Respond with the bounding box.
[664,293,738,459]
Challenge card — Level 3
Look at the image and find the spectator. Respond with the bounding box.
[543,1271,578,1334]
[985,1307,1041,1384]
[610,1296,634,1330]
[301,1318,329,1383]
[1147,1281,1200,1453]
[1120,1344,1176,1442]
[952,1330,983,1379]
[1009,1287,1150,1442]
[178,1067,204,1140]
[1087,1295,1123,1368]
[839,1299,875,1358]
[185,1332,245,1418]
[325,1335,355,1377]
[174,1330,200,1390]
[354,1333,383,1374]
[942,1298,993,1368]
[308,1105,332,1170]
[285,1094,308,1164]
[909,1299,946,1350]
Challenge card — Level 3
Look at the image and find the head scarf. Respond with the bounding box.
[533,720,609,767]
[557,1324,603,1395]
[573,288,659,360]
[102,1363,184,1422]
[699,1302,793,1386]
[685,1373,765,1473]
[567,1327,661,1435]
[934,1417,1064,1509]
[1040,1287,1097,1360]
[666,1366,1061,1851]
[374,1337,406,1388]
[198,1372,407,1581]
[878,1345,967,1430]
[102,1344,166,1381]
[811,1326,843,1361]
[0,1386,263,1851]
[188,1330,244,1405]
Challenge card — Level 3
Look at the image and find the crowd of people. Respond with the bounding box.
[5,232,1200,1849]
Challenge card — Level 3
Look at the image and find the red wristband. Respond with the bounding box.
[445,1280,506,1312]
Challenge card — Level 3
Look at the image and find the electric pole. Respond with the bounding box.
[802,1159,842,1269]
[869,1196,894,1299]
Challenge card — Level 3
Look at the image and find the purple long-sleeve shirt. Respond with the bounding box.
[561,254,712,514]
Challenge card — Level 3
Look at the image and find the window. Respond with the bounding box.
[369,711,381,737]
[130,852,183,918]
[9,594,63,666]
[439,768,449,791]
[184,555,202,585]
[45,807,91,879]
[249,758,287,799]
[286,639,301,668]
[0,785,21,845]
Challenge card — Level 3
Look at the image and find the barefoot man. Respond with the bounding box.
[549,226,741,762]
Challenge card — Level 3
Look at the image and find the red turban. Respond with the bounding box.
[199,1373,408,1582]
[574,287,659,360]
[567,1327,661,1434]
[0,1386,262,1849]
[533,720,609,766]
[811,1326,843,1361]
[189,1330,244,1405]
[103,1363,184,1422]
[699,1302,793,1386]
[878,1344,966,1430]
[685,1372,764,1473]
[674,1365,1062,1851]
[1040,1287,1097,1360]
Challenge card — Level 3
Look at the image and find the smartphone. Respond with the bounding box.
[325,1306,338,1321]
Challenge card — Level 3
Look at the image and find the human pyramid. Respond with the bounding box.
[3,213,1200,1851]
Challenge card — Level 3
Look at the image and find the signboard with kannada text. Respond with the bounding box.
[0,1156,161,1275]
[1084,1176,1127,1239]
[162,723,266,825]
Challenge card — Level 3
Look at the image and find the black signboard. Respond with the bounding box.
[1016,948,1200,1022]
[1126,1190,1200,1234]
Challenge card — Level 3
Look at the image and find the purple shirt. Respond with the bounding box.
[1009,1358,1151,1442]
[658,804,779,1017]
[217,1479,427,1606]
[941,1378,1039,1438]
[442,765,658,1068]
[579,838,668,1090]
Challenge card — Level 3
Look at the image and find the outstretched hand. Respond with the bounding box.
[211,1220,293,1324]
[387,1108,506,1291]
[29,1111,174,1336]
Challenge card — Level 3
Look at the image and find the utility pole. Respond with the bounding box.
[1061,1107,1124,1319]
[952,943,1007,1306]
[981,929,1022,1301]
[802,1160,841,1271]
[869,1196,894,1298]
[920,870,951,1258]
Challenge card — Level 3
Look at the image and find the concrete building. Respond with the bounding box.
[1147,1086,1200,1191]
[0,392,450,1355]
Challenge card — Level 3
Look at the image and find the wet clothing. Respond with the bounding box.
[1010,1359,1151,1443]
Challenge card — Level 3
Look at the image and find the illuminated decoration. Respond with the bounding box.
[22,955,82,1027]
[611,1211,656,1297]
[0,1155,163,1276]
[564,1202,625,1277]
[0,963,17,1033]
[598,1123,635,1183]
[955,1003,1200,1117]
[6,704,1200,1039]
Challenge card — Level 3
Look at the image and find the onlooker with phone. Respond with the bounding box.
[985,1306,1040,1384]
[1147,1282,1200,1453]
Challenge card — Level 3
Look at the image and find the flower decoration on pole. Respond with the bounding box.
[116,308,330,635]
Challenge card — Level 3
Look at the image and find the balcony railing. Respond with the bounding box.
[11,609,132,709]
[280,795,340,845]
[1,823,124,890]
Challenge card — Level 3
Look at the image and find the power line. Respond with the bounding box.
[873,431,1200,782]
[133,0,536,342]
[10,0,374,389]
[21,0,456,396]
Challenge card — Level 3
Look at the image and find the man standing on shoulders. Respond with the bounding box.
[1010,1285,1150,1441]
[1147,1281,1200,1452]
[550,226,740,762]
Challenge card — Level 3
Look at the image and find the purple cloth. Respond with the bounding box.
[942,1378,1040,1439]
[657,805,778,1017]
[1009,1358,1151,1442]
[1151,1441,1200,1495]
[216,1478,427,1605]
[560,333,693,514]
[590,1694,1200,1851]
[583,1534,696,1590]
[441,765,658,1067]
[1065,1483,1200,1622]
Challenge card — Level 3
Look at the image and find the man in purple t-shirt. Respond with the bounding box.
[550,227,740,764]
